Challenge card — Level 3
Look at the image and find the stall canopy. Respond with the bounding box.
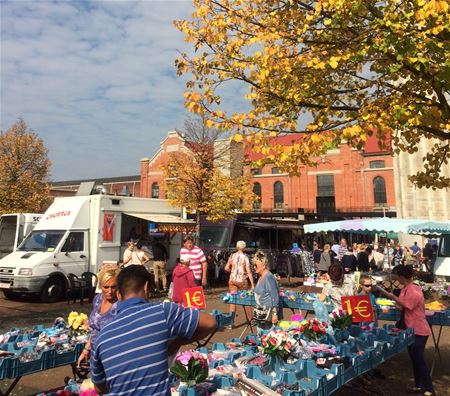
[124,212,196,233]
[304,218,450,235]
[407,221,450,235]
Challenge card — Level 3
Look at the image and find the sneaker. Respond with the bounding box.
[406,388,422,394]
[225,324,234,330]
[423,391,434,396]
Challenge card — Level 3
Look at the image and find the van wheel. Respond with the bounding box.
[2,289,20,300]
[40,277,65,302]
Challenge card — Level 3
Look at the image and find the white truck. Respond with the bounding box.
[0,213,42,259]
[433,234,450,280]
[0,195,194,302]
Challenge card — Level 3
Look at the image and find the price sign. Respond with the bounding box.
[341,295,374,323]
[182,287,206,309]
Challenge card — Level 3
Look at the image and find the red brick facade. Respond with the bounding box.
[140,131,395,214]
[140,131,188,199]
[245,138,394,213]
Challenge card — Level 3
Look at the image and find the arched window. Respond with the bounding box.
[151,182,159,199]
[253,183,262,209]
[274,181,284,208]
[373,177,387,205]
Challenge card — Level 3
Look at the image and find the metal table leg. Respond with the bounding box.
[430,325,443,378]
[0,376,22,396]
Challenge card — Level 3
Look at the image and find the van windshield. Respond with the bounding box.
[439,234,450,257]
[17,230,65,252]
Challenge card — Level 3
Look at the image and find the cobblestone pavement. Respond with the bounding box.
[1,285,449,396]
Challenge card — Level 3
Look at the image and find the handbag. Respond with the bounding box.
[252,305,273,322]
[395,289,407,329]
[395,309,407,330]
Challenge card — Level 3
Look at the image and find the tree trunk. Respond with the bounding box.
[196,211,201,244]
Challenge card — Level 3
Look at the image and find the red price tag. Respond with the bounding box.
[182,287,206,309]
[341,295,374,323]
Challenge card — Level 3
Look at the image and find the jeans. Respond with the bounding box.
[407,335,433,392]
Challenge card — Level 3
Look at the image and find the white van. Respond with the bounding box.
[0,195,193,301]
[433,234,450,280]
[0,213,42,259]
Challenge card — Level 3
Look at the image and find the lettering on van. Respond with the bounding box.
[45,211,71,220]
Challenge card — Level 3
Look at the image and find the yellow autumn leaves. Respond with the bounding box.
[175,0,450,188]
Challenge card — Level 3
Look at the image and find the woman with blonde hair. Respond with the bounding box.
[253,251,280,331]
[225,241,255,329]
[77,267,120,367]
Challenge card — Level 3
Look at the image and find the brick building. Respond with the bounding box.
[139,131,395,216]
[139,130,243,199]
[51,175,141,198]
[245,135,395,215]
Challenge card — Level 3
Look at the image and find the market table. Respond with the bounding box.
[222,291,334,338]
[377,305,450,377]
[170,324,415,396]
[0,327,85,396]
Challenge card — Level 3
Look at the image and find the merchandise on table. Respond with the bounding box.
[167,317,413,396]
[0,317,88,380]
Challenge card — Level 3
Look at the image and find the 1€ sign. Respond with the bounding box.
[183,287,206,309]
[341,295,374,323]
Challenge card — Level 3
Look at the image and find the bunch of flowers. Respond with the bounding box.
[259,330,296,359]
[68,312,88,337]
[298,318,328,341]
[170,350,208,386]
[329,309,352,330]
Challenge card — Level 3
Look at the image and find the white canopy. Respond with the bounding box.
[304,218,450,235]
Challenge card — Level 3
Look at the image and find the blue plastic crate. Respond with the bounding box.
[210,310,234,329]
[9,348,55,377]
[0,355,12,380]
[366,343,385,368]
[377,307,401,322]
[244,365,273,387]
[212,374,235,389]
[54,346,81,367]
[178,381,216,396]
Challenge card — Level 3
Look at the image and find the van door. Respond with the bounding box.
[57,231,89,276]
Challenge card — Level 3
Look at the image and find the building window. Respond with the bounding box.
[317,175,334,197]
[271,167,281,174]
[252,183,262,209]
[373,176,387,205]
[251,168,262,175]
[370,160,385,169]
[151,182,159,199]
[274,181,284,207]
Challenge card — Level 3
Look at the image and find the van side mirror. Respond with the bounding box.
[65,251,70,256]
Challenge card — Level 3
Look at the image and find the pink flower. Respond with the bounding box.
[177,351,193,366]
[291,314,303,322]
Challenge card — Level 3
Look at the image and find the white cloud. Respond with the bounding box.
[1,0,247,181]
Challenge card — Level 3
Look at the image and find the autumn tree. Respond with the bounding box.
[175,0,450,189]
[0,119,52,214]
[162,116,256,236]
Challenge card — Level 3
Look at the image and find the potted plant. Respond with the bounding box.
[68,311,88,340]
[298,318,328,341]
[259,330,297,373]
[170,350,209,389]
[329,309,352,342]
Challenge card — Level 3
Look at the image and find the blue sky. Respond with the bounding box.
[1,0,225,181]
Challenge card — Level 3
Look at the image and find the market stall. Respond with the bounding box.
[0,314,88,396]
